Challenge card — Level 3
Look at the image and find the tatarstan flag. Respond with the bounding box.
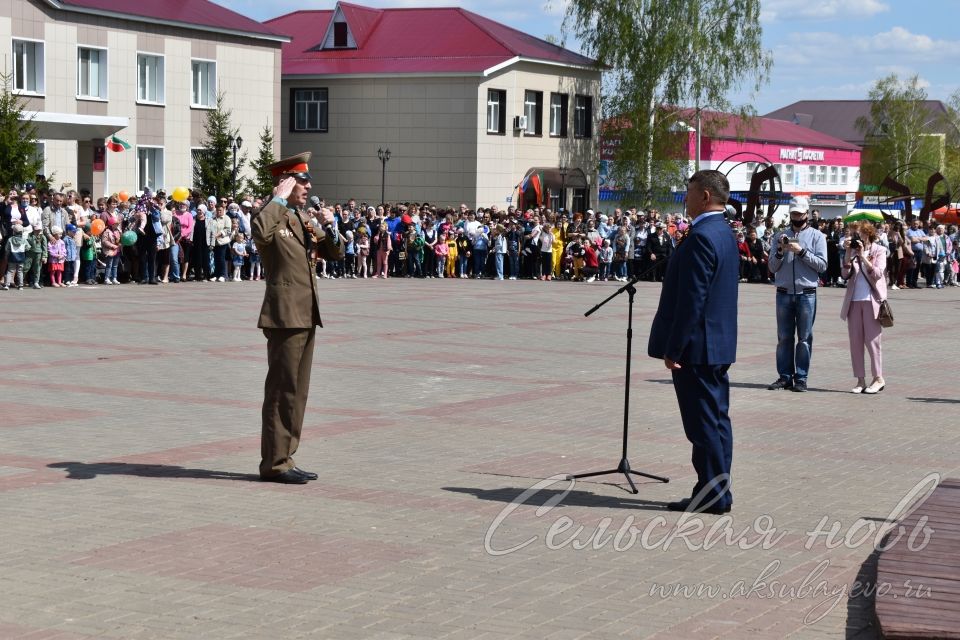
[106,135,130,152]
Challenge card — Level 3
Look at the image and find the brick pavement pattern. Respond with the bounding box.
[0,278,957,639]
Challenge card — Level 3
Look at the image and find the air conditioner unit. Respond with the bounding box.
[513,115,528,131]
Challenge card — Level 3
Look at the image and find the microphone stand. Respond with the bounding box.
[568,265,670,494]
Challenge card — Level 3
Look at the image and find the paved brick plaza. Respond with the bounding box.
[0,278,956,639]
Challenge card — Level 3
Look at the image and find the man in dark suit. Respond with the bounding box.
[648,170,739,514]
[252,152,343,484]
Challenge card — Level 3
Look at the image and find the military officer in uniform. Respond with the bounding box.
[253,152,343,484]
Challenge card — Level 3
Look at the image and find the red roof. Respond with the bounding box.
[54,0,284,40]
[267,2,598,76]
[684,109,861,151]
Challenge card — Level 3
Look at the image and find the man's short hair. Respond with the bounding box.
[688,170,730,205]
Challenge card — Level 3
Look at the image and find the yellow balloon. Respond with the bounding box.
[172,187,190,203]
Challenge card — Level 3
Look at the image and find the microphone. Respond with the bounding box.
[309,196,339,242]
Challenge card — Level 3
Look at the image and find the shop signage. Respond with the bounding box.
[779,147,825,163]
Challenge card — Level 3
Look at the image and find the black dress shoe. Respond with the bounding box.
[259,470,309,484]
[293,467,318,480]
[767,377,793,390]
[666,498,731,515]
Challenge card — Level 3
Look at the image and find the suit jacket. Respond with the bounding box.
[252,199,343,329]
[839,243,887,321]
[648,213,739,365]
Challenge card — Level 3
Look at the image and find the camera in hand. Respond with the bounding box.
[779,235,792,247]
[849,237,862,250]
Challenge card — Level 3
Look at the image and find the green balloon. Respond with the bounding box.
[121,230,138,247]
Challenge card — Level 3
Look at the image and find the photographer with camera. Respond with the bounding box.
[767,197,828,392]
[840,222,887,394]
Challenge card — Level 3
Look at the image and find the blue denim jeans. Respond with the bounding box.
[495,253,504,279]
[169,243,180,281]
[776,291,817,382]
[508,253,519,278]
[105,254,120,281]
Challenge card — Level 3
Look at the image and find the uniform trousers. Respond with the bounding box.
[260,327,316,477]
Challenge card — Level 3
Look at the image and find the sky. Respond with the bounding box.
[220,0,960,114]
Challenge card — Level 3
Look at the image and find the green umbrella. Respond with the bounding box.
[843,209,885,223]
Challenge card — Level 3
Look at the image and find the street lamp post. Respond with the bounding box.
[229,135,243,200]
[378,147,391,205]
[558,164,568,244]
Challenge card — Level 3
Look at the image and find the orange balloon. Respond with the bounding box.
[118,190,129,203]
[91,218,105,236]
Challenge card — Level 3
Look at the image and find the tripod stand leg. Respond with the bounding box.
[628,470,670,484]
[622,472,639,494]
[568,469,620,481]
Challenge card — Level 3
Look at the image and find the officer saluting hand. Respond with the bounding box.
[252,152,343,484]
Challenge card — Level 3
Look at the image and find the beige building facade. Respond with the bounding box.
[1,0,284,196]
[271,4,602,210]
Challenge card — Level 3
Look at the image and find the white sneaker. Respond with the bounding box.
[218,277,225,282]
[587,276,596,282]
[890,285,899,290]
[209,277,217,282]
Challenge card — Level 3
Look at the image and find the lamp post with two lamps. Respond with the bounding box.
[228,134,243,200]
[378,147,391,205]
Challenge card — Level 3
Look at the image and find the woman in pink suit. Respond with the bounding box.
[840,222,887,394]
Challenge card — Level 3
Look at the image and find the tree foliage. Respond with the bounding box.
[941,88,960,199]
[562,0,771,205]
[856,74,944,195]
[246,124,276,199]
[194,91,246,198]
[0,72,43,189]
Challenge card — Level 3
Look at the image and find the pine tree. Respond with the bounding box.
[194,91,246,198]
[0,72,43,189]
[246,124,276,199]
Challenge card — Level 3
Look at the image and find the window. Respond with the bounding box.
[784,164,795,185]
[523,90,542,135]
[549,93,568,137]
[137,54,165,104]
[840,166,849,186]
[745,162,756,179]
[77,47,107,99]
[486,89,506,134]
[774,164,783,180]
[808,165,817,185]
[33,142,46,176]
[829,166,838,185]
[291,88,329,132]
[12,40,44,94]
[817,165,827,184]
[191,60,216,108]
[333,22,348,48]
[137,147,164,191]
[574,94,593,138]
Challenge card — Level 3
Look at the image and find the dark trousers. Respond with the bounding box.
[213,244,228,279]
[260,327,316,477]
[143,242,158,282]
[193,245,211,280]
[671,364,733,510]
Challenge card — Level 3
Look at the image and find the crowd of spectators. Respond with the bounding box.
[0,183,955,291]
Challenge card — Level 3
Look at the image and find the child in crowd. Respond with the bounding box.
[63,224,78,287]
[1,224,27,290]
[25,224,48,289]
[247,235,261,281]
[356,228,369,278]
[434,231,449,278]
[47,226,66,287]
[344,230,356,278]
[599,238,613,282]
[231,233,248,282]
[100,217,121,285]
[445,231,457,278]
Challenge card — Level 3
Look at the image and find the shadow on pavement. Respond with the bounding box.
[646,378,848,394]
[907,396,960,404]
[845,547,882,639]
[443,485,671,511]
[47,461,258,482]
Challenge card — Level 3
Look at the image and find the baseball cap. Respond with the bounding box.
[789,196,809,214]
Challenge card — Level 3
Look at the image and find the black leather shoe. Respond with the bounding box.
[293,467,318,480]
[666,498,731,515]
[767,377,793,390]
[791,379,808,392]
[259,470,309,484]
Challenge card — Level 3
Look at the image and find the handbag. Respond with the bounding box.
[856,255,893,328]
